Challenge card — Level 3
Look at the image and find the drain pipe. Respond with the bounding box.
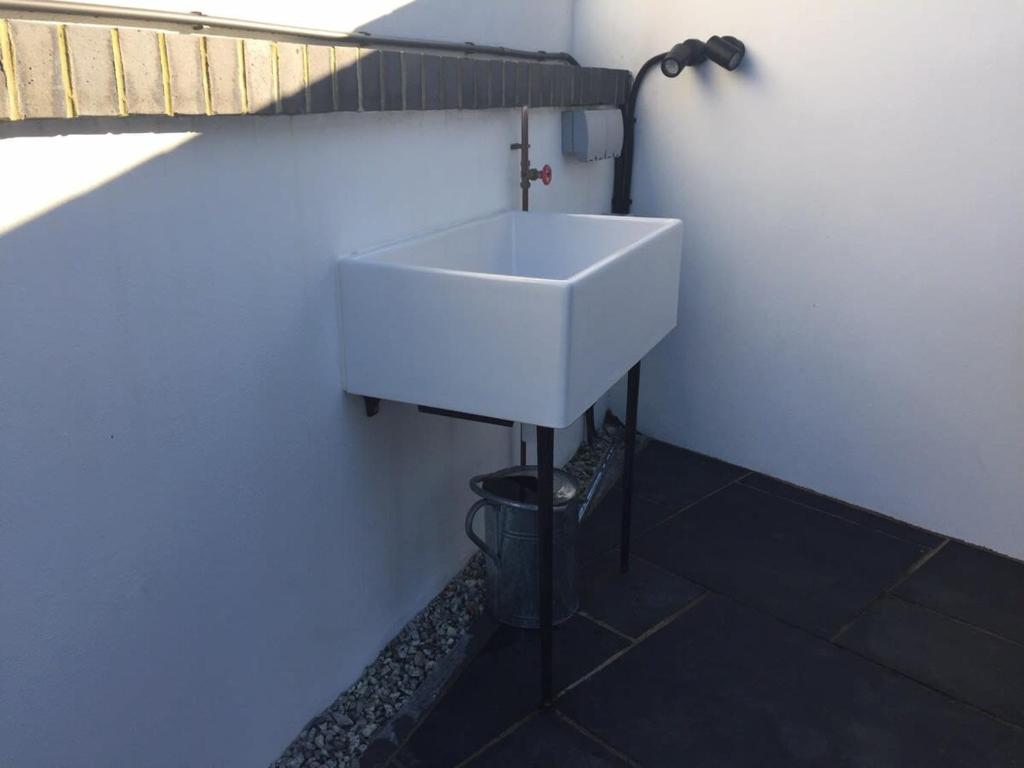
[0,0,582,64]
[611,54,667,215]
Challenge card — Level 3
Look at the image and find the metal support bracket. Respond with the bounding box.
[417,406,514,428]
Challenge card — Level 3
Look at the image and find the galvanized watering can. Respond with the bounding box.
[465,466,581,629]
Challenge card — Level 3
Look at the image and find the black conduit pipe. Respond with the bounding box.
[611,53,666,215]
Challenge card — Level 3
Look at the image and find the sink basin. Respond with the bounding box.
[338,211,682,427]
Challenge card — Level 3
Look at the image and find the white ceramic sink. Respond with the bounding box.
[338,211,682,428]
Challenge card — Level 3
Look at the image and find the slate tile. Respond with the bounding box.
[306,44,333,113]
[598,68,617,105]
[839,597,1024,727]
[571,66,585,106]
[359,48,381,111]
[613,72,627,106]
[578,482,677,562]
[333,47,358,111]
[618,72,631,106]
[404,52,423,110]
[421,54,441,109]
[581,67,597,105]
[381,49,402,111]
[502,61,517,108]
[473,57,489,108]
[394,616,627,768]
[465,711,626,767]
[635,483,928,636]
[580,551,704,639]
[553,65,572,106]
[896,541,1024,645]
[539,64,555,106]
[487,59,503,109]
[441,56,459,109]
[277,42,305,114]
[632,439,747,510]
[560,595,1024,767]
[515,61,529,106]
[527,63,542,107]
[459,58,476,109]
[741,472,944,549]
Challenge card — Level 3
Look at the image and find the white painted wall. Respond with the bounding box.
[0,2,620,766]
[573,0,1024,557]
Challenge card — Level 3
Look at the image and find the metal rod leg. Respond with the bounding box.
[537,425,555,706]
[620,361,641,573]
[584,405,597,445]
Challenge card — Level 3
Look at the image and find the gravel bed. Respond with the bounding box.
[270,420,624,768]
[563,415,623,509]
[270,556,486,768]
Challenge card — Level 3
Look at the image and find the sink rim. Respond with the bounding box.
[340,210,682,286]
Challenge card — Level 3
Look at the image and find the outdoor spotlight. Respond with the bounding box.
[660,39,707,77]
[704,35,745,71]
[613,33,749,215]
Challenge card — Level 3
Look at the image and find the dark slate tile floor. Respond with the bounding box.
[464,712,627,768]
[579,551,704,640]
[633,482,930,638]
[739,472,944,549]
[895,541,1024,645]
[386,440,1024,767]
[838,596,1024,728]
[392,616,627,768]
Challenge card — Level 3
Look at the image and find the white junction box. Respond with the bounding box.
[561,108,624,162]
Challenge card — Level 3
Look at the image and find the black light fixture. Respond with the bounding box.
[660,39,707,77]
[705,35,746,71]
[611,35,746,215]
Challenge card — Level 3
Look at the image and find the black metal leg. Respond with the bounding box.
[620,362,641,573]
[584,405,597,445]
[537,425,555,706]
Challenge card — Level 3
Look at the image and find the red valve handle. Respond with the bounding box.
[539,164,553,186]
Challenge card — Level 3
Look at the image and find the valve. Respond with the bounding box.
[528,164,553,186]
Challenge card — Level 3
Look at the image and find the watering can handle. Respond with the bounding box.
[465,499,499,563]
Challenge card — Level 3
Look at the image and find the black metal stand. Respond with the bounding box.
[536,425,555,705]
[584,405,597,445]
[620,361,641,573]
[533,360,641,706]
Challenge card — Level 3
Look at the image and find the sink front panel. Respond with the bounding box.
[339,256,572,426]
